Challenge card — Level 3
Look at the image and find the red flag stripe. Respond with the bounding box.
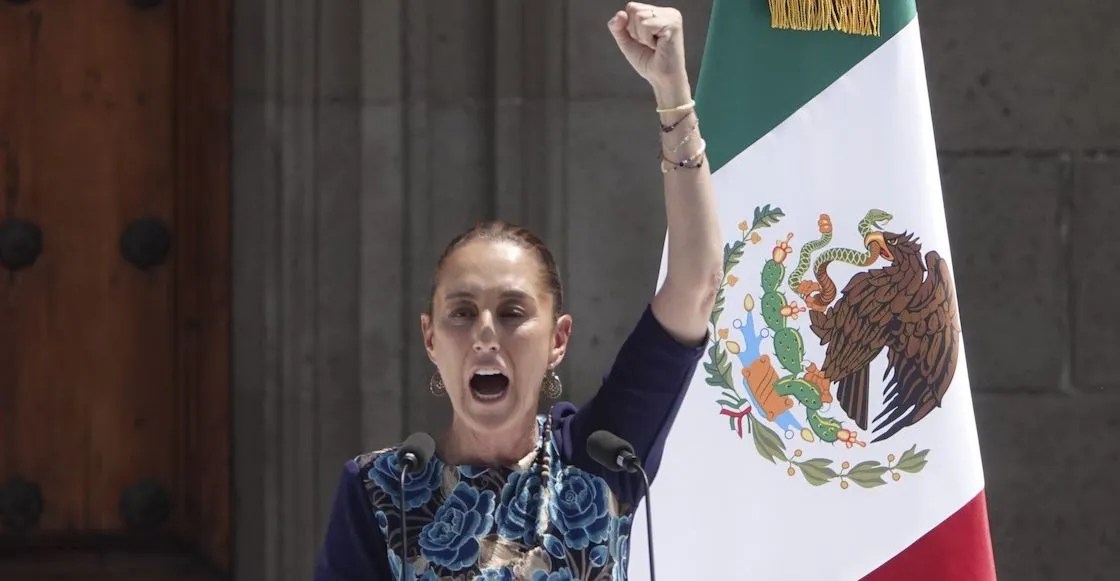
[862,490,997,580]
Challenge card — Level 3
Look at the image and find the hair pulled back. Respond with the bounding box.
[428,221,564,319]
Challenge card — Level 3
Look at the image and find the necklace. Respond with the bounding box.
[533,410,556,540]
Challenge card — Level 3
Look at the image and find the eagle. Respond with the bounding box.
[808,230,960,443]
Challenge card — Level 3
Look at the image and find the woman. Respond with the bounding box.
[315,3,721,579]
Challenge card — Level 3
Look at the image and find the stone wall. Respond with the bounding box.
[923,2,1120,578]
[230,1,1119,579]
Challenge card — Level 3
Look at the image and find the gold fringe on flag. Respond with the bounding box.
[768,0,880,37]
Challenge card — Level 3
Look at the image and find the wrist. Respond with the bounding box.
[651,76,693,110]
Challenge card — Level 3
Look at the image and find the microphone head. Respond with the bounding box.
[586,430,637,473]
[396,432,436,474]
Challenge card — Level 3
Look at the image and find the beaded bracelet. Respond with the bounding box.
[664,122,698,156]
[660,138,707,174]
[660,109,693,133]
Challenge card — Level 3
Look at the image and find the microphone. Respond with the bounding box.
[586,430,657,581]
[587,430,640,473]
[395,432,436,581]
[397,432,436,475]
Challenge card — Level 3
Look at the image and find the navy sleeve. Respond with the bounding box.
[556,304,706,506]
[314,459,390,580]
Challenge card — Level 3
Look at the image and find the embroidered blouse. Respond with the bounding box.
[314,305,705,580]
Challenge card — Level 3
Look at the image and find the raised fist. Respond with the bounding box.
[608,3,689,102]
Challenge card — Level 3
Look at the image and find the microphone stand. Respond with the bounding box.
[394,432,434,581]
[399,468,408,581]
[590,433,658,581]
[634,464,656,581]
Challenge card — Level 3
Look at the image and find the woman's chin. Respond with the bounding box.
[459,388,528,425]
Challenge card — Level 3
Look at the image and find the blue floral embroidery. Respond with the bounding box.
[548,468,611,550]
[474,566,515,581]
[495,470,542,545]
[370,452,443,510]
[389,550,440,580]
[362,414,641,579]
[610,515,632,579]
[532,568,574,581]
[590,545,609,567]
[387,550,407,579]
[418,482,496,571]
[542,534,566,560]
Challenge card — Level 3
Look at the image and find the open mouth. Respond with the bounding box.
[469,370,510,402]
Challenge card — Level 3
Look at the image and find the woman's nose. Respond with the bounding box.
[473,312,499,352]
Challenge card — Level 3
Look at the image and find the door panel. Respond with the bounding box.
[0,0,229,577]
[172,0,232,569]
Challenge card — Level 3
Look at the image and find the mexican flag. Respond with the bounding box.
[633,2,997,580]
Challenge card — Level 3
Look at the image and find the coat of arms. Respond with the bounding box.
[706,205,960,488]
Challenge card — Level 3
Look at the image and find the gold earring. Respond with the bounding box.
[429,370,446,397]
[542,368,562,399]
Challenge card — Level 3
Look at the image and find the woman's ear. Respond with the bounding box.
[420,312,437,363]
[549,314,573,368]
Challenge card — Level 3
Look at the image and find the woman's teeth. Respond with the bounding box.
[473,389,505,401]
[470,370,509,401]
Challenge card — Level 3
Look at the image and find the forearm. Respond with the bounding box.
[651,78,723,343]
[605,4,722,343]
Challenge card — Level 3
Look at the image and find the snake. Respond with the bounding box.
[787,209,893,310]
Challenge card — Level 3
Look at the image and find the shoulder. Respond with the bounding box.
[549,401,579,425]
[548,403,597,469]
[344,446,399,485]
[339,446,411,502]
[351,446,398,474]
[346,445,449,515]
[347,445,434,491]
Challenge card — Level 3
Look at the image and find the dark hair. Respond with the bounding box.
[428,221,564,318]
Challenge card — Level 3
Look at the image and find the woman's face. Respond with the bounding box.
[421,240,572,433]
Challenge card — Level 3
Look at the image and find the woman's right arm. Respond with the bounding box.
[554,4,714,507]
[314,460,391,580]
[557,303,706,506]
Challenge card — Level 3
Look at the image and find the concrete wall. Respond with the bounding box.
[230,1,1119,579]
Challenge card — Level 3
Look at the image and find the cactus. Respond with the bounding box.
[774,377,820,410]
[772,328,805,375]
[760,290,787,330]
[761,260,784,292]
[757,242,844,443]
[807,410,842,443]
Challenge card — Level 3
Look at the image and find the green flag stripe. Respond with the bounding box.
[696,1,918,173]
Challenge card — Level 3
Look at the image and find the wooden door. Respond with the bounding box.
[0,0,230,579]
